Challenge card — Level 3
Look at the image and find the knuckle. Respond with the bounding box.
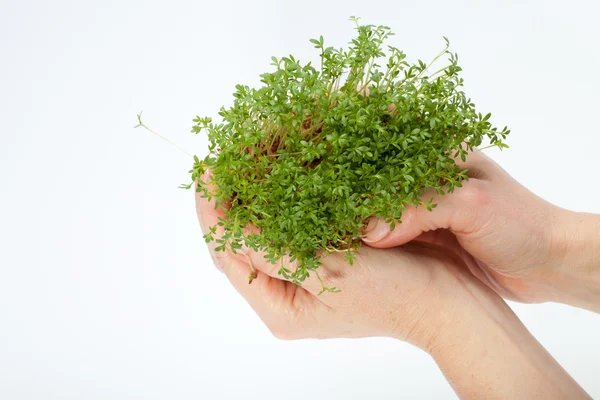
[458,179,490,208]
[452,179,494,234]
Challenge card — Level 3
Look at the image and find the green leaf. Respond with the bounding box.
[180,16,510,293]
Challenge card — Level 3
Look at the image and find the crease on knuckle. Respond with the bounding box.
[453,179,492,234]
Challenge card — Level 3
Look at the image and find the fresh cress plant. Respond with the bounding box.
[181,17,509,293]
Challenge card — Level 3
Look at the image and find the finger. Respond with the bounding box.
[194,173,327,334]
[362,141,509,248]
[363,177,492,248]
[194,170,338,298]
[195,170,229,271]
[195,170,226,235]
[230,248,335,298]
[195,170,251,252]
[194,171,337,300]
[219,251,327,338]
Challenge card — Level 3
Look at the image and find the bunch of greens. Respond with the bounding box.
[183,17,509,293]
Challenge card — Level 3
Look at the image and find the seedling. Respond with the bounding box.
[179,17,509,292]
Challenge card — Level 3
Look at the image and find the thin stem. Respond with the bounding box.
[134,112,193,158]
[264,151,303,157]
[477,142,505,152]
[362,57,374,94]
[315,271,328,295]
[243,252,258,284]
[320,47,324,74]
[415,46,449,80]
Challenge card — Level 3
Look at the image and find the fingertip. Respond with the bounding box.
[222,255,293,313]
[362,217,390,243]
[362,211,422,248]
[200,167,211,183]
[195,167,211,195]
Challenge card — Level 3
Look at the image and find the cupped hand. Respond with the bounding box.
[195,174,495,349]
[362,149,572,304]
[195,171,593,399]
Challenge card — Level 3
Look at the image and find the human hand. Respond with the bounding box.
[195,170,493,347]
[362,149,600,310]
[195,171,590,399]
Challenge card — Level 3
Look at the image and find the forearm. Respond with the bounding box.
[548,211,600,313]
[429,275,590,399]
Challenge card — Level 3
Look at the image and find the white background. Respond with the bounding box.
[1,0,599,398]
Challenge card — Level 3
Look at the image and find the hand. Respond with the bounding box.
[195,172,590,399]
[196,176,465,346]
[362,149,600,309]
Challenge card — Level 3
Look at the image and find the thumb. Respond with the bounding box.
[363,179,490,248]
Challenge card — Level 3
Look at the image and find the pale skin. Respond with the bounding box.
[196,151,599,399]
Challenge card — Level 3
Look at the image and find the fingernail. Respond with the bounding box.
[364,217,379,234]
[362,217,390,243]
[200,168,210,184]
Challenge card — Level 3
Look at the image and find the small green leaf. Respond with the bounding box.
[176,17,510,294]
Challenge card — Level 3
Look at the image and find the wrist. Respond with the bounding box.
[392,253,511,353]
[545,210,600,312]
[424,262,518,356]
[426,272,590,398]
[386,252,483,351]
